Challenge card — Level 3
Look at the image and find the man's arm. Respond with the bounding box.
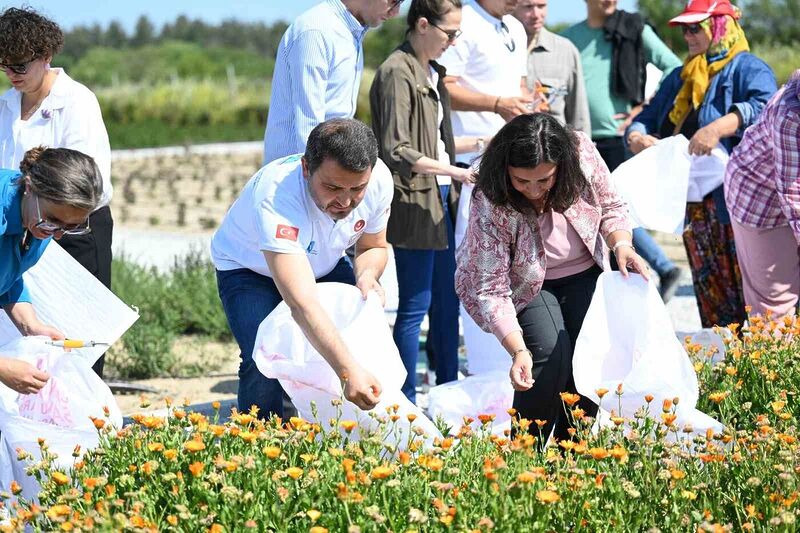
[264,251,381,410]
[566,46,592,136]
[444,76,532,122]
[353,229,390,305]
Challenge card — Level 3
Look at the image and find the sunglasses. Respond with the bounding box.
[0,57,38,75]
[430,21,462,41]
[32,193,91,236]
[390,0,405,8]
[681,23,704,35]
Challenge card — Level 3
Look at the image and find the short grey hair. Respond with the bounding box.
[18,146,103,211]
[303,118,378,175]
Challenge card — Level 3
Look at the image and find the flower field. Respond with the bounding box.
[2,313,799,532]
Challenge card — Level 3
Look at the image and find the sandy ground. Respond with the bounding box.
[109,147,701,417]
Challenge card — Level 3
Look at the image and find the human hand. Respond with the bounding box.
[0,357,50,394]
[509,350,534,391]
[341,365,381,411]
[496,96,534,122]
[23,320,65,341]
[453,166,476,184]
[688,125,720,156]
[356,272,385,307]
[627,132,659,155]
[615,246,651,281]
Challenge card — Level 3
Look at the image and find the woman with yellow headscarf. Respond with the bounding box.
[625,0,777,328]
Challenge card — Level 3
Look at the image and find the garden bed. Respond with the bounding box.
[3,315,799,531]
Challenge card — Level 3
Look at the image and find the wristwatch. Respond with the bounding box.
[476,137,486,153]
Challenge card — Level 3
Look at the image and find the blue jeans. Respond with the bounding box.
[216,258,356,419]
[392,185,460,403]
[632,227,675,277]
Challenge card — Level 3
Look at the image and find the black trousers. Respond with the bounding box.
[513,265,601,445]
[57,206,114,378]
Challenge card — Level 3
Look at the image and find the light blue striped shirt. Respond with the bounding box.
[263,0,368,164]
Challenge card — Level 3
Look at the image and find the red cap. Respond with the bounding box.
[668,0,739,26]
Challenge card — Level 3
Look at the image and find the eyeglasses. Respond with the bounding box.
[681,23,704,35]
[430,21,462,41]
[500,21,516,52]
[0,57,37,75]
[32,193,91,236]
[389,0,405,8]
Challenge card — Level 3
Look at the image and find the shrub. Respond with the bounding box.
[108,252,231,379]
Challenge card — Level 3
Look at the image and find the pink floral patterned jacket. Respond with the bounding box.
[455,131,632,342]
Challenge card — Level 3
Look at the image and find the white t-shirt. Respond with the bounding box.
[211,154,394,279]
[438,1,528,163]
[0,68,112,208]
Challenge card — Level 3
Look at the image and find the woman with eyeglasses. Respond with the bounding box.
[0,8,113,376]
[0,146,103,394]
[370,0,489,403]
[625,0,776,328]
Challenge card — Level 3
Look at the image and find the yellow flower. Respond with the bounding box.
[681,490,697,500]
[184,439,207,453]
[147,442,164,452]
[536,490,560,504]
[286,467,304,480]
[670,469,686,480]
[340,420,357,433]
[264,446,281,459]
[771,401,786,413]
[559,392,581,407]
[707,391,730,404]
[51,472,69,485]
[167,515,178,526]
[370,466,394,480]
[163,449,178,461]
[587,448,609,460]
[307,510,321,522]
[595,388,609,399]
[310,527,329,533]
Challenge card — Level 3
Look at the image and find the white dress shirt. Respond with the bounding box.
[0,68,112,209]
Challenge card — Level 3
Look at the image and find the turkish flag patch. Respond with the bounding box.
[275,224,299,241]
[354,219,366,232]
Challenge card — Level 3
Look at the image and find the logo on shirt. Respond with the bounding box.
[354,219,366,232]
[276,224,299,241]
[306,240,317,255]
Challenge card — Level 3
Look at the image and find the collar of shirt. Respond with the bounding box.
[471,0,504,30]
[327,0,370,42]
[0,68,73,114]
[531,27,555,52]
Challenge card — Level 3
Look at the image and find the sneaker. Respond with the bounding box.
[659,267,684,303]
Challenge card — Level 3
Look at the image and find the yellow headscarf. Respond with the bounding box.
[668,15,750,131]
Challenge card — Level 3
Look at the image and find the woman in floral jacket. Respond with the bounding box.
[455,113,648,444]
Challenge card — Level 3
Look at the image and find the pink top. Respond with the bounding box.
[539,210,596,280]
[455,131,632,343]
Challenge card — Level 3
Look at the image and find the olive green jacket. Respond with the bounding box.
[369,41,460,250]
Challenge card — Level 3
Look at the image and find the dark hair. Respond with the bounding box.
[304,118,378,175]
[18,146,103,211]
[407,0,462,31]
[476,113,588,214]
[0,7,64,64]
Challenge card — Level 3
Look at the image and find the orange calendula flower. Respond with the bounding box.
[661,413,678,426]
[595,388,609,399]
[310,528,329,533]
[285,467,303,479]
[370,466,393,480]
[707,391,730,404]
[306,509,321,522]
[517,471,538,484]
[211,401,221,411]
[91,417,105,430]
[407,413,417,423]
[536,490,561,504]
[534,419,547,429]
[183,439,206,453]
[167,515,178,526]
[477,414,495,424]
[147,442,164,452]
[163,449,178,461]
[340,420,357,433]
[587,448,610,460]
[208,524,224,533]
[670,469,686,480]
[140,416,164,430]
[398,451,411,466]
[559,392,580,406]
[644,394,654,403]
[188,462,204,477]
[9,480,21,495]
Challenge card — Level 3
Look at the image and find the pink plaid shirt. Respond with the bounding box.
[725,71,800,243]
[455,132,631,342]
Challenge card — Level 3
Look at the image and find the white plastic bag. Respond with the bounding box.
[686,146,729,202]
[612,135,691,235]
[254,283,441,447]
[0,336,123,501]
[573,272,722,435]
[427,371,513,436]
[460,304,511,375]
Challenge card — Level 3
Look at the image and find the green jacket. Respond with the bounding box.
[369,41,460,250]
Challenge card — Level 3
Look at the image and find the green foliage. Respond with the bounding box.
[363,17,406,70]
[108,252,231,379]
[70,41,274,87]
[742,0,800,46]
[637,0,688,54]
[754,42,800,84]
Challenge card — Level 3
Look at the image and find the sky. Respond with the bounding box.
[16,0,638,32]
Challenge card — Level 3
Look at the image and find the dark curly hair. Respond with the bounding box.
[476,113,589,214]
[0,7,64,64]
